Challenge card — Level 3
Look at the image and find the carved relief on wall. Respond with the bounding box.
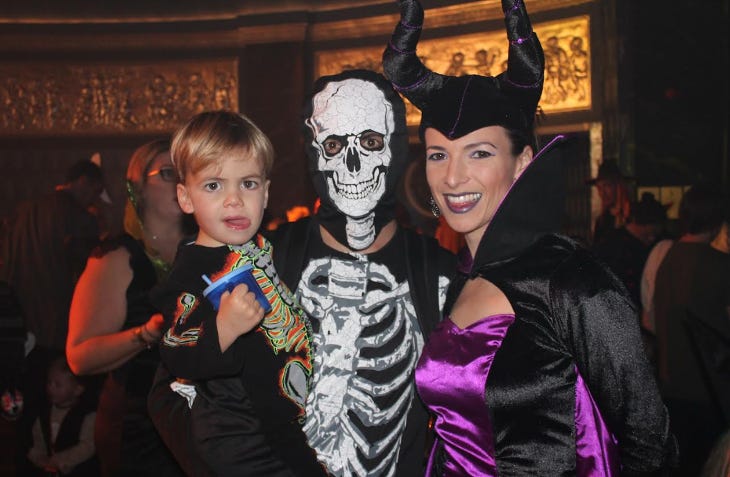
[314,16,590,125]
[0,58,238,135]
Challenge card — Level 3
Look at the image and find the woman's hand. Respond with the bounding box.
[133,313,165,349]
[143,313,166,341]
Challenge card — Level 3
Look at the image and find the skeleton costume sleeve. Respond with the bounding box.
[156,249,244,381]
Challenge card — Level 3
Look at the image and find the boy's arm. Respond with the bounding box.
[47,411,96,474]
[158,287,239,380]
[157,284,260,380]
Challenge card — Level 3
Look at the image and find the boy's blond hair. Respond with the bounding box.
[171,110,274,183]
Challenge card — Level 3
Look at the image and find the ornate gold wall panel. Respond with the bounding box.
[308,0,593,42]
[315,16,591,125]
[0,58,238,135]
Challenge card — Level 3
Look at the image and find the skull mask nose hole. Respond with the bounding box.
[346,147,360,173]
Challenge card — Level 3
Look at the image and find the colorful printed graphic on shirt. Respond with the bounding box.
[228,237,314,411]
[163,292,200,347]
[164,235,314,412]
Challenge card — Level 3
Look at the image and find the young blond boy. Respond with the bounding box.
[152,110,326,476]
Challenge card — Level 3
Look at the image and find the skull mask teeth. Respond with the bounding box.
[307,78,394,218]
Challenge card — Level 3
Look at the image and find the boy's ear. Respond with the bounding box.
[177,184,195,214]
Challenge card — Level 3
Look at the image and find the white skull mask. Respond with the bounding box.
[306,78,394,218]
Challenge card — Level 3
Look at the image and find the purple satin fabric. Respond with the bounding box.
[416,314,515,476]
[575,370,620,475]
[416,315,620,476]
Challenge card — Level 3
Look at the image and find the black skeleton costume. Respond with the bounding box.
[271,69,455,476]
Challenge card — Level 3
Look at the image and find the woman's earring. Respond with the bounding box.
[428,196,441,217]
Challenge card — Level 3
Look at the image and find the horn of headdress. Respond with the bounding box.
[382,0,446,110]
[383,0,544,130]
[501,0,544,111]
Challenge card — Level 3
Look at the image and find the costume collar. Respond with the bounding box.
[469,135,566,274]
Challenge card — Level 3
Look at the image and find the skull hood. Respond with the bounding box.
[303,69,409,250]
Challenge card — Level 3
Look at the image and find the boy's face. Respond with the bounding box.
[177,152,270,247]
[46,369,83,409]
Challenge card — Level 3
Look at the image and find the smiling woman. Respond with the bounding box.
[424,126,531,253]
[383,0,678,475]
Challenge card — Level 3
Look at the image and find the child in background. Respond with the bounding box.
[26,355,98,476]
[152,110,326,476]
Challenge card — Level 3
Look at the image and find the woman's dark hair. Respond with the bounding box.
[505,126,538,157]
[678,183,724,235]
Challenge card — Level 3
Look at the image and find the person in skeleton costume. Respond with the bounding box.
[270,69,455,476]
[383,0,678,475]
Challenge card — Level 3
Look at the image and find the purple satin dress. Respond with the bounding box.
[416,314,619,476]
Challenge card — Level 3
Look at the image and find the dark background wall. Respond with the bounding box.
[622,0,729,186]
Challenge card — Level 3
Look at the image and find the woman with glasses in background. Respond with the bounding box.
[66,139,191,476]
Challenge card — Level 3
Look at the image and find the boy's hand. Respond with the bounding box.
[216,283,265,352]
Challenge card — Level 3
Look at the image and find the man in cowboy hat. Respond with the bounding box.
[587,160,633,244]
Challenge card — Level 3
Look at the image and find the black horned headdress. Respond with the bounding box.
[383,0,544,140]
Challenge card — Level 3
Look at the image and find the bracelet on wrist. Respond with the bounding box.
[132,325,153,349]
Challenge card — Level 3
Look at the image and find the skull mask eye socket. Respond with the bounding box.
[321,130,385,158]
[359,131,385,152]
[323,136,345,157]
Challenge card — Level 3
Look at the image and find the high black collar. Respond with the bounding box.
[468,135,567,276]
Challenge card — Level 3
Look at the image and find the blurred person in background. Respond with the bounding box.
[66,139,189,476]
[593,191,669,313]
[1,159,106,459]
[586,160,633,245]
[653,183,730,476]
[25,355,99,477]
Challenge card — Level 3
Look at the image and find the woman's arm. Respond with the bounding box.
[66,247,159,375]
[552,249,677,474]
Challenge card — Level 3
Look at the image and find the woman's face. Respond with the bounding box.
[143,151,183,221]
[425,126,531,253]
